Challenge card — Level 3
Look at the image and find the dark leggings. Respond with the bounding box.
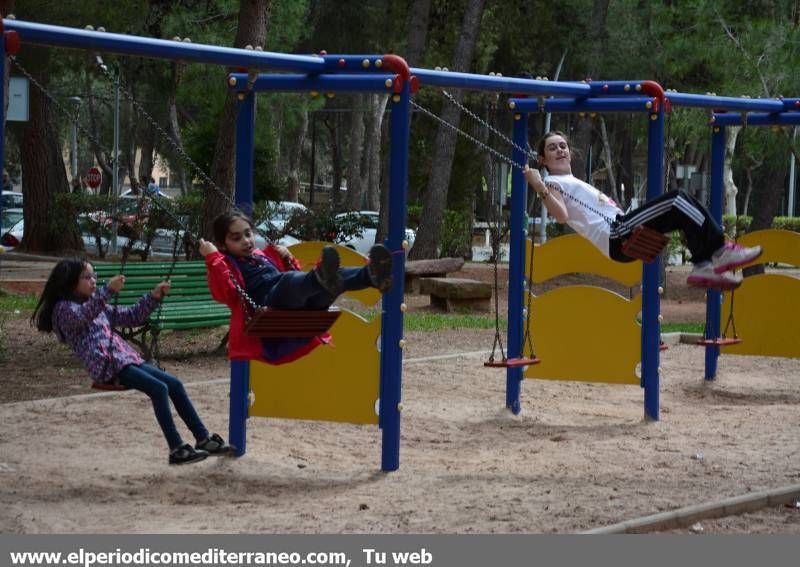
[117,363,209,450]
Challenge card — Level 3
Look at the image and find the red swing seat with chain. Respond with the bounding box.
[696,337,742,346]
[484,355,540,368]
[91,382,128,391]
[244,307,341,338]
[621,225,669,263]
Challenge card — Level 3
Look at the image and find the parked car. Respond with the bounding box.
[1,190,23,209]
[257,201,307,234]
[0,215,24,248]
[1,208,23,231]
[120,188,173,200]
[334,210,415,255]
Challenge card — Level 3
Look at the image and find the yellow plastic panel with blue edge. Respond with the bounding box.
[527,235,642,287]
[728,229,800,269]
[718,229,800,358]
[249,310,381,424]
[288,241,381,306]
[523,286,641,385]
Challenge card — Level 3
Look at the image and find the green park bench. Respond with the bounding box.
[94,260,230,363]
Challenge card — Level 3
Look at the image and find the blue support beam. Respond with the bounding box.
[410,68,590,96]
[704,127,727,381]
[505,114,529,415]
[666,92,784,112]
[712,112,800,126]
[518,96,656,114]
[642,109,664,421]
[227,73,399,94]
[380,85,411,472]
[4,19,325,72]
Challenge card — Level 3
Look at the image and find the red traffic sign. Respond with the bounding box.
[86,167,102,189]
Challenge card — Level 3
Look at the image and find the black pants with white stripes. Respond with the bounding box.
[608,190,725,264]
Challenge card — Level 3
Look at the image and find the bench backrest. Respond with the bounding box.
[94,261,212,305]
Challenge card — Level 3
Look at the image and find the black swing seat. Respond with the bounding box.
[244,307,341,338]
[484,356,541,368]
[622,225,669,263]
[696,337,743,347]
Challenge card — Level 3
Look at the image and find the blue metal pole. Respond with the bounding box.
[504,113,529,415]
[4,19,325,73]
[642,108,664,421]
[228,73,399,94]
[704,126,727,380]
[712,112,800,127]
[666,92,784,112]
[0,24,6,247]
[410,67,590,97]
[228,91,256,457]
[380,82,411,472]
[535,97,656,114]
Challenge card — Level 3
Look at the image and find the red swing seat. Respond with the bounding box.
[244,307,341,338]
[484,356,541,368]
[622,225,669,263]
[696,337,742,347]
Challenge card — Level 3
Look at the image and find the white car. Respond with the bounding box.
[0,217,139,255]
[257,201,307,234]
[1,190,23,209]
[334,210,415,255]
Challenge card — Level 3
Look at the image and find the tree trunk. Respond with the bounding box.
[723,126,741,217]
[323,113,343,209]
[345,94,366,210]
[410,0,486,259]
[167,63,189,196]
[364,94,388,211]
[202,0,272,237]
[569,0,609,183]
[286,110,308,203]
[405,0,432,67]
[13,48,82,253]
[598,116,619,204]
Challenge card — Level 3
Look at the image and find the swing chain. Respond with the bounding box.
[94,58,236,212]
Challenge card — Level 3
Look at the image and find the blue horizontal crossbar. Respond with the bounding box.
[410,68,590,96]
[588,80,658,95]
[532,96,656,113]
[320,55,393,72]
[712,112,800,126]
[4,19,325,73]
[228,73,400,93]
[667,91,784,112]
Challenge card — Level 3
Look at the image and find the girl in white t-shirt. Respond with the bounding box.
[524,131,762,290]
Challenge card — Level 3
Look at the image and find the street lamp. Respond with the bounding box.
[67,96,82,182]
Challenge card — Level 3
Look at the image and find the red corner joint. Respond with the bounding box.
[382,54,417,94]
[640,80,669,113]
[4,31,20,56]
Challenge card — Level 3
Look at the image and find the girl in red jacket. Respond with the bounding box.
[200,211,393,365]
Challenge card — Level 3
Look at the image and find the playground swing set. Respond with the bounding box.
[2,18,800,472]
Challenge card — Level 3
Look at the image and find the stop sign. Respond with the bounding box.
[86,167,102,189]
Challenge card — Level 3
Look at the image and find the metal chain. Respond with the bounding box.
[95,59,236,212]
[441,90,537,162]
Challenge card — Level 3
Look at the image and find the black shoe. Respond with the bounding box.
[169,443,209,465]
[367,244,393,293]
[196,433,233,456]
[314,246,344,296]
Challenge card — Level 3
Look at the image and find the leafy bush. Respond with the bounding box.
[439,208,472,258]
[283,204,367,244]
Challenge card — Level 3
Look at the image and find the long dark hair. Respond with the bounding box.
[212,210,254,246]
[31,257,87,333]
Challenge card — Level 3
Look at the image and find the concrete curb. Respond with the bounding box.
[660,331,703,346]
[583,484,800,533]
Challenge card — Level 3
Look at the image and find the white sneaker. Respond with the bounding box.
[712,242,763,274]
[686,262,742,290]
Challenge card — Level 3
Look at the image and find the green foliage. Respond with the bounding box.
[661,322,704,334]
[0,289,38,315]
[771,217,800,232]
[439,208,472,258]
[354,308,501,332]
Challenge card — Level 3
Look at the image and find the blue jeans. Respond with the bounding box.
[264,266,371,310]
[117,363,209,450]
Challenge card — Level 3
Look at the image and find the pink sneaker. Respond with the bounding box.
[712,242,763,274]
[687,262,742,290]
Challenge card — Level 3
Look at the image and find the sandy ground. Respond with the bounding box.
[1,260,799,534]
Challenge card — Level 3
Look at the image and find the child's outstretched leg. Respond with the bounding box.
[314,246,345,296]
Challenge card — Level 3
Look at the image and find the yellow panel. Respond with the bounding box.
[523,286,641,385]
[731,229,800,268]
[528,235,642,287]
[720,273,800,358]
[249,310,381,424]
[288,241,380,306]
